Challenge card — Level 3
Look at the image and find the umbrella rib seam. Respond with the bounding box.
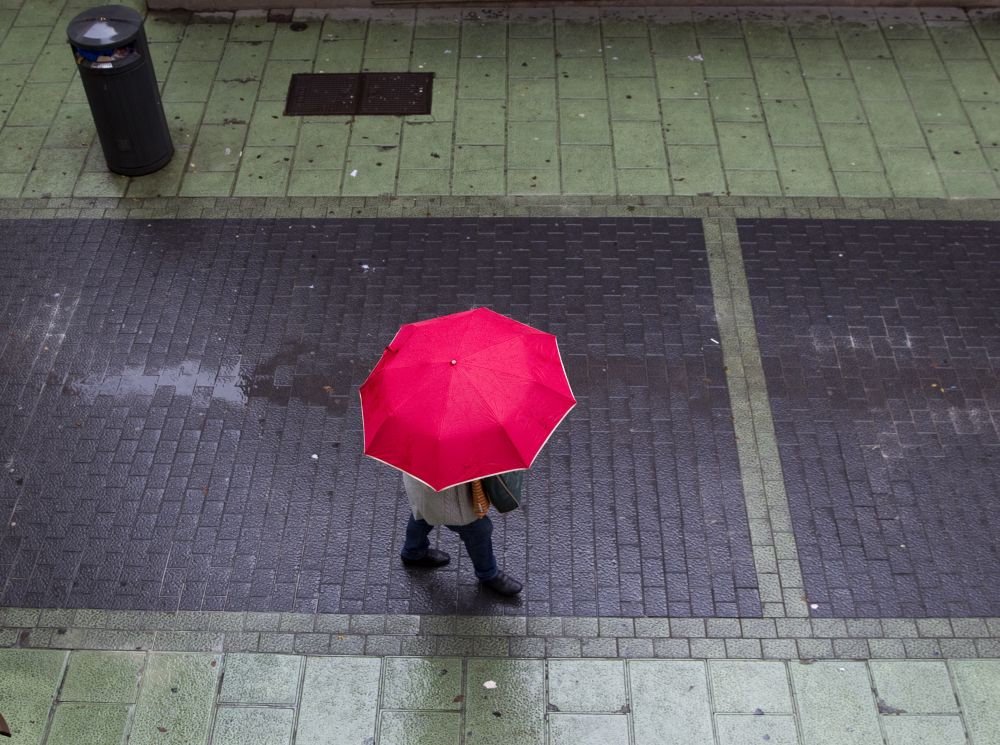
[459,359,577,402]
[460,370,535,466]
[460,329,539,364]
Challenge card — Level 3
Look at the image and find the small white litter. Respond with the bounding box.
[709,338,719,344]
[688,54,704,61]
[483,681,497,689]
[311,454,319,460]
[350,169,358,177]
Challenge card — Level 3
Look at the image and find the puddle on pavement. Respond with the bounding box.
[60,343,351,414]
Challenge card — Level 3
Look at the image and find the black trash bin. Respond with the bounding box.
[67,5,173,176]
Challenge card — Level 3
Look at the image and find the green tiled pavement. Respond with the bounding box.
[4,650,998,744]
[2,5,999,199]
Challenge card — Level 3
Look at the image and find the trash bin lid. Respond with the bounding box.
[67,5,143,50]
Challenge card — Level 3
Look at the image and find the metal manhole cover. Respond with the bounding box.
[284,72,433,116]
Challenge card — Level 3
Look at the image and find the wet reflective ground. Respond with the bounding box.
[0,217,758,616]
[741,219,1000,617]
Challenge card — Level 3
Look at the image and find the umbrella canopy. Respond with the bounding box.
[360,307,576,491]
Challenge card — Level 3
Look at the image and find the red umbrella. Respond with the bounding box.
[360,307,576,491]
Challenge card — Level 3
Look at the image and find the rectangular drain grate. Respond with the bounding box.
[285,72,433,116]
[284,73,360,116]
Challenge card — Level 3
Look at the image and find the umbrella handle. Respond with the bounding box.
[471,479,490,519]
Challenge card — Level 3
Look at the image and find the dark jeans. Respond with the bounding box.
[401,514,499,581]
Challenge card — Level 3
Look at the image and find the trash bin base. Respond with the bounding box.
[107,146,174,177]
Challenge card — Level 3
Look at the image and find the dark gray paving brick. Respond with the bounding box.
[293,633,330,654]
[400,636,437,655]
[546,637,582,657]
[974,639,1000,656]
[581,637,618,657]
[724,638,762,658]
[690,638,727,658]
[0,218,758,617]
[653,638,691,658]
[364,635,402,655]
[796,638,835,659]
[634,618,671,637]
[938,638,978,658]
[741,619,777,638]
[509,636,545,657]
[846,620,883,638]
[951,619,989,638]
[762,639,798,659]
[868,639,907,657]
[617,637,654,658]
[670,619,707,637]
[903,639,943,658]
[562,617,599,637]
[833,638,870,659]
[739,219,1000,618]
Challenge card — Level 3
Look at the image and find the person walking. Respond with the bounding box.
[398,474,522,596]
[360,308,576,599]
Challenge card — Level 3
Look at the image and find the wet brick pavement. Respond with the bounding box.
[0,218,759,617]
[739,219,1000,618]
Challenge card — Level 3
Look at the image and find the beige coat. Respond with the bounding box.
[403,474,478,526]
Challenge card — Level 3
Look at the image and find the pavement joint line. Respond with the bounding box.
[1,195,1000,221]
[2,610,999,659]
[722,218,805,618]
[704,216,801,619]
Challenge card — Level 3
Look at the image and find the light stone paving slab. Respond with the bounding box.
[630,660,715,745]
[379,710,462,745]
[547,659,628,713]
[709,660,793,714]
[45,702,131,745]
[129,653,220,745]
[881,715,968,745]
[218,653,300,704]
[548,713,631,745]
[950,660,1000,745]
[211,706,294,745]
[296,656,381,745]
[381,656,463,711]
[60,651,144,703]
[714,714,800,745]
[790,661,883,745]
[465,658,545,745]
[869,660,959,714]
[0,649,66,744]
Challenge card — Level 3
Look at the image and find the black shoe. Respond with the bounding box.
[481,571,523,596]
[401,549,451,568]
